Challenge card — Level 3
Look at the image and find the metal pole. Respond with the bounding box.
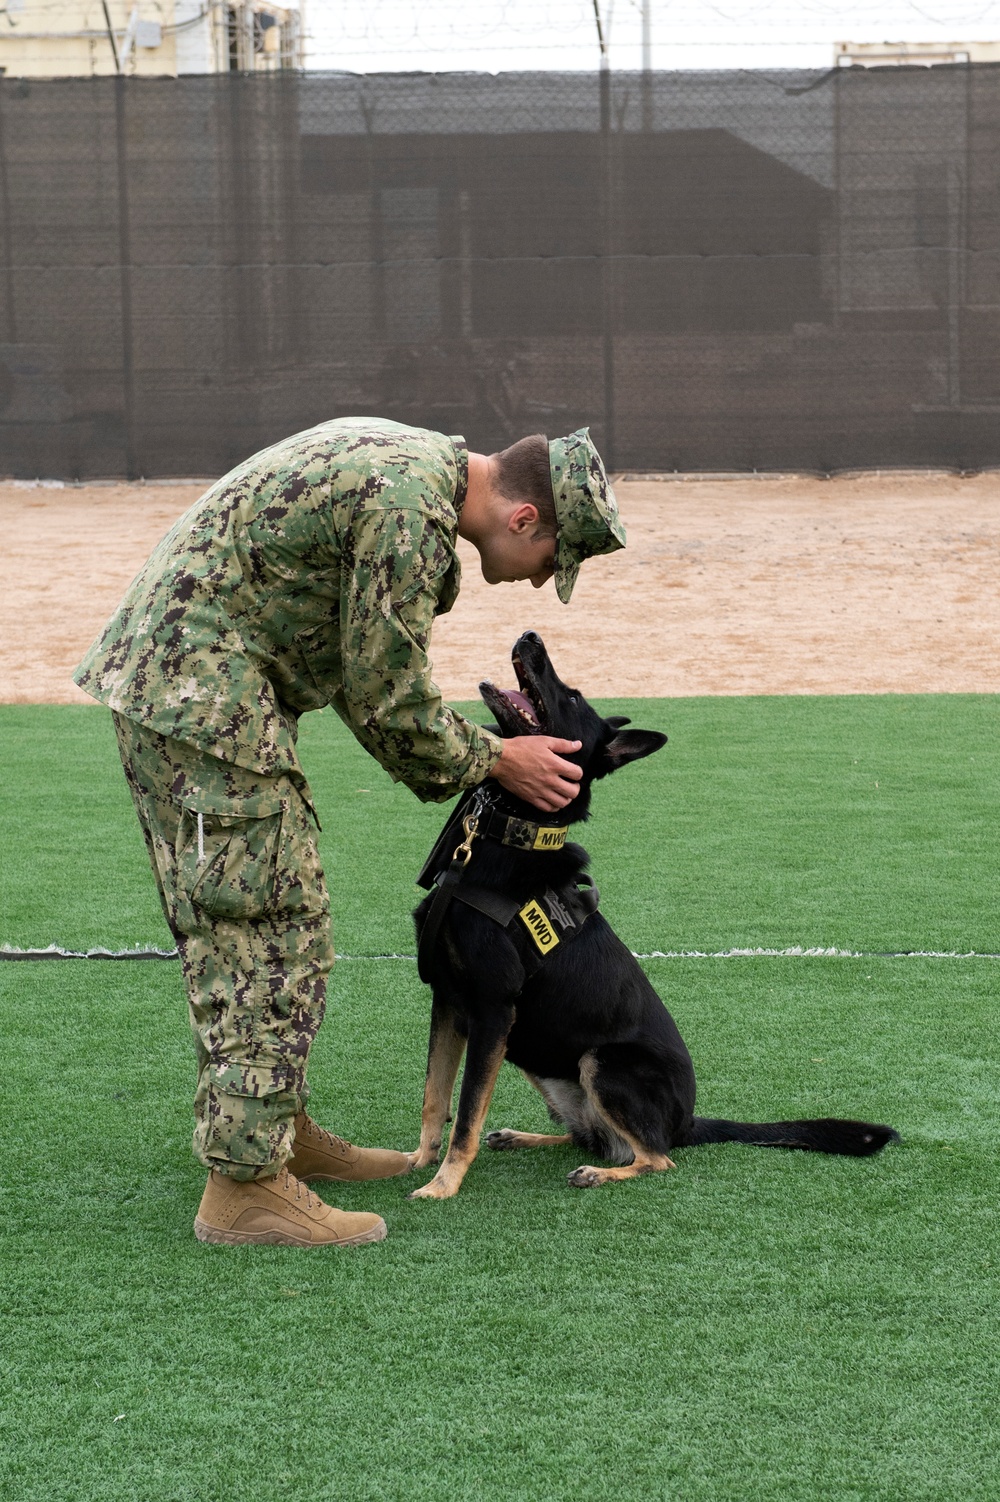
[458,189,473,339]
[101,0,122,72]
[833,63,843,330]
[360,90,386,340]
[592,4,617,465]
[946,161,962,409]
[599,43,615,467]
[0,83,18,344]
[592,0,608,68]
[641,0,653,132]
[113,75,138,478]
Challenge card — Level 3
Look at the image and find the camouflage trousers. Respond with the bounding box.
[113,713,333,1180]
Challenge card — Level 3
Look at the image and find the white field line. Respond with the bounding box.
[2,943,998,962]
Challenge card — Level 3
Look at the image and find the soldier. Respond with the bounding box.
[75,417,625,1248]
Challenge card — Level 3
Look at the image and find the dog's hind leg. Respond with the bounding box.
[566,1050,677,1189]
[410,1007,514,1200]
[487,1074,572,1151]
[408,994,466,1171]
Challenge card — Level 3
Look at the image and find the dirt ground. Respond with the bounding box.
[3,471,998,704]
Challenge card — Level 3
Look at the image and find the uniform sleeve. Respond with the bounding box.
[337,505,502,802]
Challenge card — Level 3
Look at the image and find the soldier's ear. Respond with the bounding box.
[509,503,541,536]
[602,729,667,773]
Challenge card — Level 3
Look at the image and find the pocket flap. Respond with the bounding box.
[179,788,289,819]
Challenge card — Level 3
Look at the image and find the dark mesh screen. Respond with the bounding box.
[1,67,998,477]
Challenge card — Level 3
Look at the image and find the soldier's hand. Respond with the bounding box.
[488,736,584,812]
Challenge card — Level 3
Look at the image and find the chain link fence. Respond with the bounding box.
[0,67,998,477]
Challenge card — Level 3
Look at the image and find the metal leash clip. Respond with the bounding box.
[452,788,486,867]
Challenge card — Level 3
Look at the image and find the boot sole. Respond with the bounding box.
[193,1216,387,1247]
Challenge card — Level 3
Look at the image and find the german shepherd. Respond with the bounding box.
[408,630,898,1199]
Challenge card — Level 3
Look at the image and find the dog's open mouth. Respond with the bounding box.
[479,650,547,736]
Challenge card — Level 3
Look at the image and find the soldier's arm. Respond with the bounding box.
[337,505,502,802]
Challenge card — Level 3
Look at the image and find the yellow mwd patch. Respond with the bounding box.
[532,825,568,850]
[518,899,560,952]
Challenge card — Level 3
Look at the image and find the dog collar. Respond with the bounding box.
[480,807,570,852]
[416,786,572,895]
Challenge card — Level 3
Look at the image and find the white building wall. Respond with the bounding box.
[0,1,304,77]
[173,0,219,74]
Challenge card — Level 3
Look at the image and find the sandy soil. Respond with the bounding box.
[2,472,998,704]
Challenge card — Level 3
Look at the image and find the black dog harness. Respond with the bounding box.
[416,787,600,985]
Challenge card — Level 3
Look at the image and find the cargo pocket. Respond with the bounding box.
[176,794,288,922]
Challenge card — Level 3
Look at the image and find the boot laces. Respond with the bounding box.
[306,1118,352,1156]
[282,1168,322,1212]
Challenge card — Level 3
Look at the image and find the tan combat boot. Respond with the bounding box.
[194,1167,387,1247]
[287,1112,411,1183]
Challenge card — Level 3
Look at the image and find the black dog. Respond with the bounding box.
[408,630,898,1199]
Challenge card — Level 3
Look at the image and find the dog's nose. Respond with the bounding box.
[522,630,541,645]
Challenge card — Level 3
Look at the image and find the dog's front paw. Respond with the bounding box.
[568,1164,604,1188]
[408,1175,458,1201]
[486,1129,519,1151]
[406,1147,441,1171]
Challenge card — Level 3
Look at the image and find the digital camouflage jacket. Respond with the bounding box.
[74,418,502,802]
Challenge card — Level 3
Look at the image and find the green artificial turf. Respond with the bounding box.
[2,694,999,955]
[1,697,998,1498]
[1,957,997,1501]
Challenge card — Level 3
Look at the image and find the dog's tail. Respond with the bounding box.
[687,1116,899,1157]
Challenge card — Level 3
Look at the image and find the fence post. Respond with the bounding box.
[0,84,17,345]
[641,0,653,133]
[599,65,615,468]
[113,75,137,480]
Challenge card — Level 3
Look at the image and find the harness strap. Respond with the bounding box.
[416,860,466,985]
[415,788,478,893]
[421,874,601,986]
[509,877,600,973]
[448,883,521,928]
[416,788,599,989]
[416,790,485,984]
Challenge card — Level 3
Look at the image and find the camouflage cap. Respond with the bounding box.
[548,427,626,603]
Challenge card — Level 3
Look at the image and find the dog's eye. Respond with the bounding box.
[568,695,578,704]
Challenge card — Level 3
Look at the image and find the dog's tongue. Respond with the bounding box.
[505,689,534,717]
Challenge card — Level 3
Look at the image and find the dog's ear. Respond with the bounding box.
[605,715,632,730]
[602,728,667,772]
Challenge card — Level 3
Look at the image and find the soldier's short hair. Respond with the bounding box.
[493,434,557,536]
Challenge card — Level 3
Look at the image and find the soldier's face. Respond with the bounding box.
[479,523,556,589]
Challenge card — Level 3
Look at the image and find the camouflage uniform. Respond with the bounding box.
[112,712,329,1179]
[76,418,500,792]
[76,418,502,1178]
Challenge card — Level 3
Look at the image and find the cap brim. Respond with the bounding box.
[554,555,580,604]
